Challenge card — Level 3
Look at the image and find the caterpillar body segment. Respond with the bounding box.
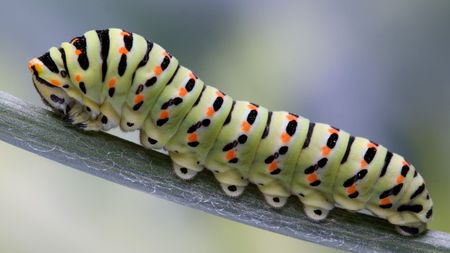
[332,137,388,211]
[249,112,310,208]
[166,86,234,178]
[205,101,269,195]
[28,28,433,236]
[121,42,179,132]
[142,66,205,149]
[291,124,351,219]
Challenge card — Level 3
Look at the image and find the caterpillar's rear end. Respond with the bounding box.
[28,28,433,236]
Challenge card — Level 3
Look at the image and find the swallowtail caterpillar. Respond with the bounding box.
[28,28,433,236]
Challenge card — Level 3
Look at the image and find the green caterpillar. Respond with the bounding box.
[28,28,433,236]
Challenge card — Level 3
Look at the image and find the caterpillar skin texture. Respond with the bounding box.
[28,28,433,236]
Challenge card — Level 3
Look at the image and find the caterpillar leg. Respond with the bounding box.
[395,222,426,236]
[140,130,161,150]
[212,168,248,197]
[388,205,429,236]
[65,103,89,125]
[263,194,288,208]
[172,162,198,180]
[64,103,105,131]
[255,180,290,208]
[303,205,330,221]
[82,121,102,131]
[169,151,204,180]
[220,183,246,197]
[296,191,333,221]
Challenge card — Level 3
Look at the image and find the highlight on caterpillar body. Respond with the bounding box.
[28,28,433,236]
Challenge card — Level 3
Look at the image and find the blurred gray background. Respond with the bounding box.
[0,0,449,252]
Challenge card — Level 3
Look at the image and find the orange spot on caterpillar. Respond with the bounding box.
[188,72,196,80]
[215,90,224,98]
[347,184,357,194]
[75,49,82,55]
[160,110,169,119]
[75,74,81,82]
[328,128,339,134]
[367,143,377,148]
[163,51,170,57]
[226,150,236,160]
[360,160,368,168]
[206,106,215,117]
[119,46,128,54]
[322,147,331,156]
[247,104,258,110]
[188,133,198,142]
[108,79,116,88]
[134,94,144,104]
[286,114,298,121]
[153,66,162,76]
[307,173,318,183]
[402,160,409,166]
[34,64,43,72]
[380,197,391,205]
[179,87,188,97]
[50,79,61,87]
[281,132,290,143]
[268,161,278,172]
[71,38,79,43]
[241,121,251,132]
[120,31,130,36]
[396,175,405,184]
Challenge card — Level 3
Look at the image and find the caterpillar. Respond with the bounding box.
[28,28,433,236]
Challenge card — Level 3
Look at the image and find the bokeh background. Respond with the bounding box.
[1,0,449,252]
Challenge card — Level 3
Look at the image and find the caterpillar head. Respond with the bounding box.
[28,54,74,115]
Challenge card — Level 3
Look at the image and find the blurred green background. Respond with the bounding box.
[1,0,449,252]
